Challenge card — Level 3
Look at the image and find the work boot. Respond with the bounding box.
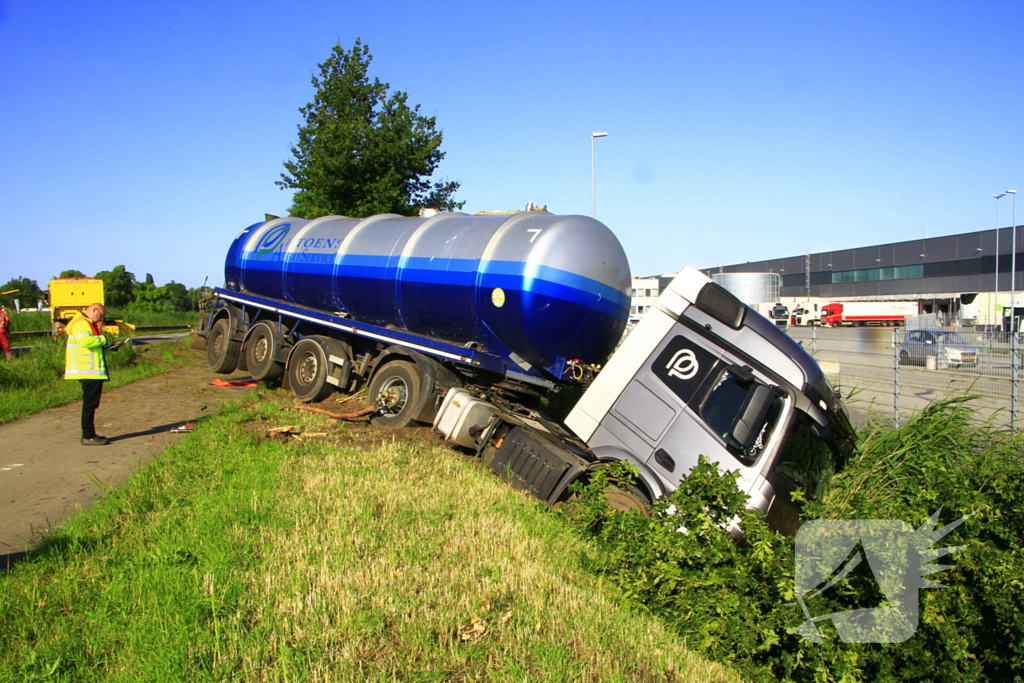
[81,435,110,446]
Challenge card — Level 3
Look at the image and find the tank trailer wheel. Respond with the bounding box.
[287,337,334,403]
[245,322,284,381]
[368,361,423,429]
[207,318,241,374]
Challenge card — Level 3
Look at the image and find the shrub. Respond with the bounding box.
[560,399,1024,682]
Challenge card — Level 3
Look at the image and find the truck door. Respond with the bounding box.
[604,331,727,489]
[617,329,786,494]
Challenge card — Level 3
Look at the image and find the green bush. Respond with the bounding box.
[560,399,1024,682]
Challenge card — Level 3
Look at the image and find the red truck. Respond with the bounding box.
[820,301,918,327]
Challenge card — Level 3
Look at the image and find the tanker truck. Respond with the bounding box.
[200,209,855,533]
[820,301,918,327]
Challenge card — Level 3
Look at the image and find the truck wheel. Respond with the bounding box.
[603,485,651,515]
[287,337,334,403]
[368,361,423,429]
[207,319,241,374]
[245,323,284,381]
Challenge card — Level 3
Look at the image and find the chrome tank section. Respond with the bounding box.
[223,211,631,377]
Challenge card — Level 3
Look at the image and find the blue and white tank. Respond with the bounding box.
[224,211,631,377]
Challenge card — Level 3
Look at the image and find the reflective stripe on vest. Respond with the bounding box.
[64,315,107,380]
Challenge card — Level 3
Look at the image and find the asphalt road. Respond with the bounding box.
[788,326,1019,428]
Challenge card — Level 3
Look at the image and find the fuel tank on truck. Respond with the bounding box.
[223,210,632,379]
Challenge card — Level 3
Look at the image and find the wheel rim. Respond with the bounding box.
[297,352,319,386]
[377,376,409,414]
[253,336,269,364]
[212,330,224,358]
[603,486,649,514]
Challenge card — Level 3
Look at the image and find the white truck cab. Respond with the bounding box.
[436,266,855,533]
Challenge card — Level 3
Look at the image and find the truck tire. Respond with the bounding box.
[207,318,241,374]
[245,322,284,381]
[287,337,334,403]
[368,360,423,429]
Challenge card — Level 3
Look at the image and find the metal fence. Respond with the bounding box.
[788,325,1021,430]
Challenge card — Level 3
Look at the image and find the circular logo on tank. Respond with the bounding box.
[491,288,506,308]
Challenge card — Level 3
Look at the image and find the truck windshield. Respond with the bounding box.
[774,411,844,499]
[699,369,783,465]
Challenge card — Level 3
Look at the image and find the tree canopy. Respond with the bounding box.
[278,38,463,218]
[56,269,86,279]
[0,277,44,309]
[94,265,137,308]
[1,268,205,312]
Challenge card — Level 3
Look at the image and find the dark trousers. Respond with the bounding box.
[80,379,104,439]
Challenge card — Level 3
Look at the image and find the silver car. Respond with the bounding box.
[899,329,978,369]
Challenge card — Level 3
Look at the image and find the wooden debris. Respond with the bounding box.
[280,405,376,421]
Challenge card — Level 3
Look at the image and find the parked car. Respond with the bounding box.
[899,329,978,369]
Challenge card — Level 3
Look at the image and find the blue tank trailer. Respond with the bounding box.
[201,209,855,530]
[203,209,631,418]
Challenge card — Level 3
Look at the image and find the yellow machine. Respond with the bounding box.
[48,278,135,337]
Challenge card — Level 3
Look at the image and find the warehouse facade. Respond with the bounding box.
[704,226,1024,328]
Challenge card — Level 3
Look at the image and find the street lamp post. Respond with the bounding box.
[1008,189,1018,427]
[590,132,607,218]
[993,192,1007,328]
[1010,190,1018,328]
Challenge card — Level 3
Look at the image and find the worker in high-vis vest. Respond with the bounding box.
[65,302,112,445]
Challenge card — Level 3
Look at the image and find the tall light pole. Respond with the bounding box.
[590,132,607,218]
[1008,189,1019,428]
[993,192,1007,327]
[1010,190,1018,330]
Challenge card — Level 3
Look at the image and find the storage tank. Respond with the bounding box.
[711,272,780,305]
[224,211,631,376]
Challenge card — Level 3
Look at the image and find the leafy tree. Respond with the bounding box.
[56,269,86,279]
[130,280,192,312]
[186,287,205,311]
[94,265,136,308]
[0,276,44,310]
[278,38,463,218]
[144,273,155,285]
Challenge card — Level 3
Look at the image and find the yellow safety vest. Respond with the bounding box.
[64,313,108,380]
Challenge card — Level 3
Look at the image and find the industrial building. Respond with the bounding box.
[701,225,1024,329]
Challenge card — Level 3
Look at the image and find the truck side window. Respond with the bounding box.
[698,370,782,465]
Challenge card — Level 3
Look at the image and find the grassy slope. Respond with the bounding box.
[0,393,741,683]
[0,339,194,424]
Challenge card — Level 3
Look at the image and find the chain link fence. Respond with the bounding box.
[789,325,1021,429]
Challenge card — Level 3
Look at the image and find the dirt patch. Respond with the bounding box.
[0,352,256,555]
[246,392,447,452]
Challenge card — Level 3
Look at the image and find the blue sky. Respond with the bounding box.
[2,0,1023,290]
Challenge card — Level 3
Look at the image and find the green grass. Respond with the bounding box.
[8,311,50,332]
[8,310,196,333]
[0,338,194,424]
[0,394,740,683]
[106,309,198,328]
